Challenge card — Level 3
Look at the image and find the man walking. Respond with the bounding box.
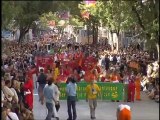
[86,80,101,120]
[43,79,59,120]
[66,77,77,120]
[37,68,47,105]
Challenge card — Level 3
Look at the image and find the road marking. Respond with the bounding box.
[33,94,38,96]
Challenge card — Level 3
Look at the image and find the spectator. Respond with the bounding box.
[4,103,19,120]
[3,80,14,103]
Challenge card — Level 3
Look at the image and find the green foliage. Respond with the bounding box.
[130,0,159,48]
[39,12,60,29]
[78,1,136,33]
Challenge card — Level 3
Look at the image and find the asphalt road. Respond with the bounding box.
[33,89,159,120]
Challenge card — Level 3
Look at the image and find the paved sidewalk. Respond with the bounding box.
[33,91,159,120]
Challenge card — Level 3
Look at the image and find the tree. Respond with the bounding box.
[2,1,60,43]
[130,0,159,59]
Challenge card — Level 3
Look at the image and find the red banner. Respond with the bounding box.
[36,56,54,73]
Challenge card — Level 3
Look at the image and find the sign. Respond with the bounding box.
[59,82,124,100]
[36,56,54,73]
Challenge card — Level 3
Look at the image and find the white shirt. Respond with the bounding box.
[117,56,121,63]
[110,56,113,61]
[6,112,19,120]
[54,85,60,101]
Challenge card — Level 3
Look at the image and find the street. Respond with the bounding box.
[33,90,159,120]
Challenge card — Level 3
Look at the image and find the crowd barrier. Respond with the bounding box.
[59,82,124,100]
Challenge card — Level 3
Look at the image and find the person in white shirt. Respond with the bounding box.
[5,103,19,120]
[51,82,60,118]
[54,83,61,112]
[43,79,59,120]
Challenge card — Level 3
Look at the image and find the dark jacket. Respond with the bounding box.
[37,73,47,84]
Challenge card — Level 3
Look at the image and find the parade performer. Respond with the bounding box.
[53,62,60,82]
[117,104,131,120]
[135,73,141,101]
[86,80,101,120]
[128,79,135,102]
[111,70,121,83]
[23,74,34,111]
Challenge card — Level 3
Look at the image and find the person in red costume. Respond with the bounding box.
[23,74,34,111]
[128,79,135,102]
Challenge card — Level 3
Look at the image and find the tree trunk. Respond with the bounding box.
[18,28,30,44]
[94,23,98,44]
[116,32,120,51]
[92,22,95,44]
[87,23,89,44]
[156,43,159,61]
[111,32,114,51]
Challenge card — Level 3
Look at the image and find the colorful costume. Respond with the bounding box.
[135,77,141,100]
[117,104,131,120]
[23,79,34,110]
[128,81,135,102]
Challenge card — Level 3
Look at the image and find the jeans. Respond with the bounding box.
[45,102,53,120]
[52,101,58,118]
[67,96,77,120]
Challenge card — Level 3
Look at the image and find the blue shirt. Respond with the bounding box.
[43,85,54,103]
[66,82,77,96]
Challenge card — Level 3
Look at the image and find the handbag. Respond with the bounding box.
[55,101,60,111]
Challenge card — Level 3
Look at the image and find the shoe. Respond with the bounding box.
[55,117,59,120]
[91,117,96,119]
[52,115,55,118]
[67,118,71,120]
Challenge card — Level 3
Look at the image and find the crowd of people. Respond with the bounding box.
[1,36,159,120]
